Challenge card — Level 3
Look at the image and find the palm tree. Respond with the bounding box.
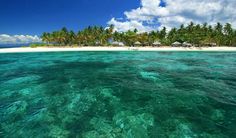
[224,23,233,46]
[68,30,76,46]
[60,27,69,45]
[159,27,167,40]
[167,28,177,45]
[138,33,149,46]
[40,22,236,47]
[123,30,137,46]
[148,31,159,46]
[214,22,224,46]
[233,30,236,46]
[41,32,51,44]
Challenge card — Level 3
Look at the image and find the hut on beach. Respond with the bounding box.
[143,42,149,46]
[134,41,142,46]
[182,42,192,47]
[112,41,125,46]
[118,42,125,46]
[201,41,217,47]
[172,41,182,47]
[95,41,101,46]
[152,41,161,47]
[112,41,119,46]
[207,43,217,47]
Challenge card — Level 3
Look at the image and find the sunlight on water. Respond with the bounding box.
[0,52,236,137]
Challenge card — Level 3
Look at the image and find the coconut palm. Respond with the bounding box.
[40,22,236,47]
[41,32,51,44]
[224,23,233,46]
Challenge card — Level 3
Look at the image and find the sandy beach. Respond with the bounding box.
[0,47,236,53]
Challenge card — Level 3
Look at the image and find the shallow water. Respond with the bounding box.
[0,52,236,138]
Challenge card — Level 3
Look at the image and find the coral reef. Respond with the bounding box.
[1,52,236,137]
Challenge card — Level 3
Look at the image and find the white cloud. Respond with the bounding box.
[0,34,41,44]
[108,0,236,32]
[108,18,153,32]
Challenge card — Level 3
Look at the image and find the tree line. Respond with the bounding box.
[41,22,236,46]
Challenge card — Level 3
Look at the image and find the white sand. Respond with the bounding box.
[1,47,236,53]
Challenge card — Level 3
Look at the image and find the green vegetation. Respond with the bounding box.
[29,43,49,48]
[41,22,236,47]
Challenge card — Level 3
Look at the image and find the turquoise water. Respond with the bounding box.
[0,52,236,138]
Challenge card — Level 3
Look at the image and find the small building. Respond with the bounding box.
[203,42,217,47]
[172,41,182,47]
[209,43,217,47]
[112,41,124,46]
[118,42,125,46]
[134,41,142,46]
[143,42,149,46]
[153,41,161,47]
[95,41,101,46]
[182,42,192,47]
[112,41,119,46]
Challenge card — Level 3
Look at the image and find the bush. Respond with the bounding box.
[30,43,47,48]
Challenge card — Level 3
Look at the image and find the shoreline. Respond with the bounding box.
[1,47,236,53]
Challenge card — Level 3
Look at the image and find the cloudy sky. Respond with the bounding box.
[109,0,236,32]
[0,0,235,44]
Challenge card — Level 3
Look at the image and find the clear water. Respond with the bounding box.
[0,52,236,138]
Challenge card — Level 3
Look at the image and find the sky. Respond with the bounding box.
[0,0,236,44]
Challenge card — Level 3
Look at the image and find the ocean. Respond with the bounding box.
[0,52,236,137]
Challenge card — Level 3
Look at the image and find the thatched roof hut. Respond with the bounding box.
[118,42,125,46]
[182,42,192,47]
[143,42,149,46]
[201,42,217,47]
[153,41,161,46]
[112,41,125,46]
[208,43,217,47]
[172,41,181,47]
[95,41,101,46]
[134,41,142,46]
[112,41,119,45]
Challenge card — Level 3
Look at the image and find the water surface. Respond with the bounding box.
[0,52,236,137]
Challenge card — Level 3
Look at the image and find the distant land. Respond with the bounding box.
[0,44,30,48]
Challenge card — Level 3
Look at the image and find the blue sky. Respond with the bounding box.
[0,0,235,44]
[0,0,139,35]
